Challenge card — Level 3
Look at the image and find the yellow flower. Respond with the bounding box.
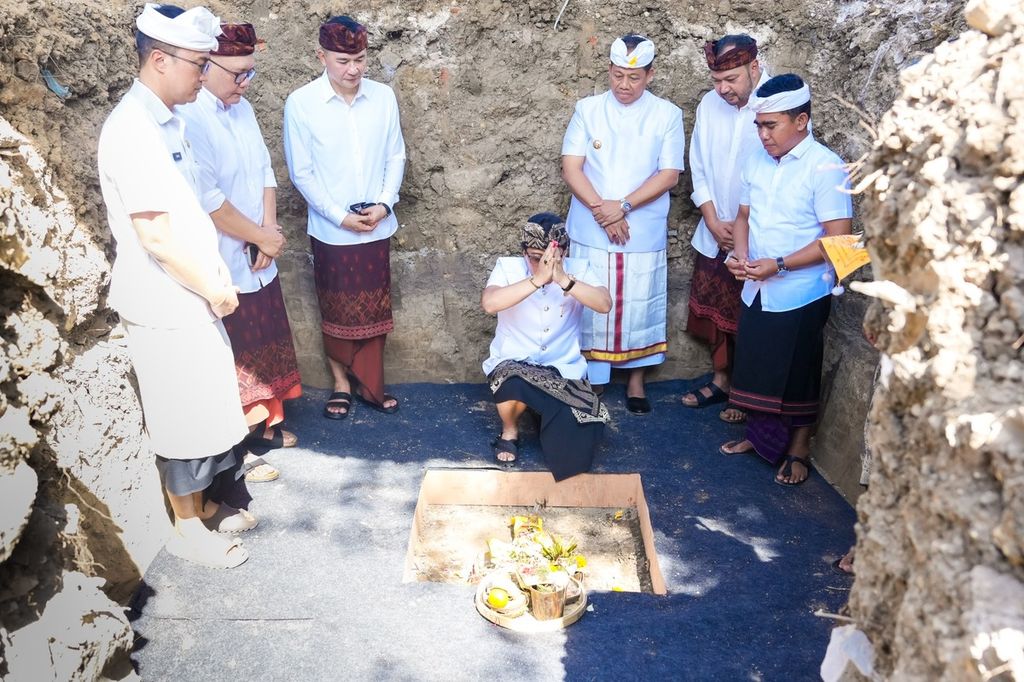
[575,555,588,569]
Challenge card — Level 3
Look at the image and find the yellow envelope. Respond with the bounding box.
[819,234,871,281]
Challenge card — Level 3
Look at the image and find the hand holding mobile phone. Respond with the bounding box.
[349,201,375,213]
[246,242,260,268]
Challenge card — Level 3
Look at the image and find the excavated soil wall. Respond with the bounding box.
[846,2,1024,678]
[0,0,981,678]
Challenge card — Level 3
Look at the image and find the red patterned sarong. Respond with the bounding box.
[311,238,394,340]
[686,250,743,371]
[312,237,393,404]
[220,276,302,426]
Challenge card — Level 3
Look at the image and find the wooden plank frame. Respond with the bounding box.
[403,469,666,595]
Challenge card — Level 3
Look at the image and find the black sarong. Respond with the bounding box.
[729,292,831,463]
[489,360,609,481]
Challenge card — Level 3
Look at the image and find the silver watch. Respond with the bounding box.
[620,199,632,215]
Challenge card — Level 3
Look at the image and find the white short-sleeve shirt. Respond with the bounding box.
[97,80,223,328]
[739,134,853,312]
[483,257,603,380]
[283,74,406,246]
[561,90,685,253]
[178,88,278,294]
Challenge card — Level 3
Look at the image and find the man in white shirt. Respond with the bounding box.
[481,213,611,479]
[178,22,302,484]
[561,34,685,414]
[718,74,853,487]
[681,35,768,425]
[98,4,255,569]
[284,15,406,419]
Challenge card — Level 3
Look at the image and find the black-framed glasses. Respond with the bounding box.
[208,60,257,85]
[163,50,212,75]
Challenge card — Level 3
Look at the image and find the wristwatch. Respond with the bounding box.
[377,202,393,217]
[620,199,632,215]
[561,274,577,294]
[776,256,789,277]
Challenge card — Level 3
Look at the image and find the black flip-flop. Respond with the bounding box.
[322,391,352,420]
[774,455,812,486]
[355,392,400,414]
[681,382,728,408]
[243,425,294,450]
[492,436,519,467]
[626,396,651,414]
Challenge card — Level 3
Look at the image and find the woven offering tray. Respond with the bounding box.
[475,573,587,632]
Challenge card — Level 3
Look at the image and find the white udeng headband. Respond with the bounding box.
[136,3,222,51]
[750,84,811,113]
[609,38,656,69]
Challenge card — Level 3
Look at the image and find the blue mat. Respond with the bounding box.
[130,379,855,680]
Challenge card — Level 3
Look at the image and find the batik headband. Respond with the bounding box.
[522,221,569,251]
[212,23,261,56]
[703,39,758,71]
[319,17,368,53]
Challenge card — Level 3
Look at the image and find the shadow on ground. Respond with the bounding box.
[129,379,855,680]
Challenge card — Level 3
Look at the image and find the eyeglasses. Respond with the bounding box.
[163,51,212,75]
[208,60,257,85]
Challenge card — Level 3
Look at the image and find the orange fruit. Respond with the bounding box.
[487,587,510,609]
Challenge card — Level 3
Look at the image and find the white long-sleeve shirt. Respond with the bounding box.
[97,80,222,328]
[283,73,406,245]
[688,70,770,259]
[561,90,685,254]
[178,87,278,293]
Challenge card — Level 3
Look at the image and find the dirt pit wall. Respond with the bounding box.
[846,1,1024,678]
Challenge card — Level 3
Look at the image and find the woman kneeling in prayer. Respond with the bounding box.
[481,212,612,480]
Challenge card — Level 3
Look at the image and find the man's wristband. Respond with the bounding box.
[377,203,392,217]
[528,276,541,289]
[561,275,577,294]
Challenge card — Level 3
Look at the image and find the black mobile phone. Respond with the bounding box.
[246,243,260,267]
[349,201,375,213]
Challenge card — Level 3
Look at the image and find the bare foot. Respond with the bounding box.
[719,407,746,423]
[776,455,810,485]
[719,439,755,455]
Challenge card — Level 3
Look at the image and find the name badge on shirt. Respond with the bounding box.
[172,151,183,161]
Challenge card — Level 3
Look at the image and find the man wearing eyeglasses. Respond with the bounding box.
[97,4,255,569]
[178,22,302,485]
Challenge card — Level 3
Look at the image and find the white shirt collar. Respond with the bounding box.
[316,70,367,104]
[129,79,175,126]
[607,89,649,112]
[195,86,232,114]
[779,133,815,162]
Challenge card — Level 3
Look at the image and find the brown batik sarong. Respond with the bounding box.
[220,276,302,425]
[311,237,394,405]
[686,250,743,371]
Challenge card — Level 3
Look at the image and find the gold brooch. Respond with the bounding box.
[593,139,602,149]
